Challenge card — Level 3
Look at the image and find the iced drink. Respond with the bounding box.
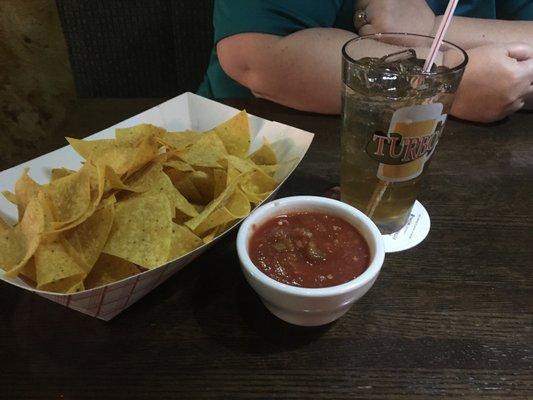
[341,34,467,234]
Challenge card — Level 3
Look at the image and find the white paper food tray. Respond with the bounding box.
[0,93,314,320]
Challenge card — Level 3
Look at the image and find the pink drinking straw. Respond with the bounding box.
[423,0,459,72]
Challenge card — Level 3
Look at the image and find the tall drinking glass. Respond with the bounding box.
[341,33,468,234]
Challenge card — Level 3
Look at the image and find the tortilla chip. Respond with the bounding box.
[34,240,84,292]
[193,208,235,236]
[66,280,85,293]
[95,194,117,214]
[225,155,278,179]
[241,188,270,204]
[225,188,251,218]
[167,223,203,260]
[127,137,162,179]
[257,164,279,176]
[89,162,106,203]
[193,188,249,236]
[175,131,227,168]
[0,217,11,231]
[3,198,45,277]
[102,165,126,191]
[126,162,163,191]
[19,257,36,283]
[2,191,17,206]
[67,137,159,177]
[238,168,276,204]
[115,124,166,145]
[213,169,227,198]
[14,168,42,218]
[47,163,106,233]
[103,192,173,268]
[77,163,105,221]
[62,202,115,275]
[128,163,198,218]
[249,140,278,165]
[209,110,250,157]
[185,174,243,231]
[51,168,75,181]
[84,253,140,289]
[164,168,189,185]
[240,170,277,196]
[160,131,200,151]
[44,164,91,225]
[36,191,57,240]
[170,184,200,218]
[201,223,228,244]
[164,159,195,172]
[225,155,259,174]
[0,224,26,271]
[66,137,115,161]
[227,163,241,184]
[189,169,214,203]
[173,210,191,225]
[166,170,204,205]
[192,204,204,213]
[201,229,217,244]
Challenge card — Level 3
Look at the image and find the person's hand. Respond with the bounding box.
[450,43,533,123]
[354,0,435,36]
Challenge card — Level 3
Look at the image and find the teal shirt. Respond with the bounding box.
[197,0,533,99]
[426,0,533,18]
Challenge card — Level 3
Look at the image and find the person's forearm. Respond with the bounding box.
[224,28,356,114]
[431,16,533,49]
[220,28,440,113]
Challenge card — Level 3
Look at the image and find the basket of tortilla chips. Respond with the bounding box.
[0,93,314,320]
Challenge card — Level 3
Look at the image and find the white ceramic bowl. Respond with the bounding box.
[236,196,385,326]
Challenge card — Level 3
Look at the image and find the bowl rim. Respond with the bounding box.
[236,196,385,298]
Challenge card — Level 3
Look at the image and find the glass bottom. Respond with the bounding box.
[324,186,413,235]
[372,207,412,235]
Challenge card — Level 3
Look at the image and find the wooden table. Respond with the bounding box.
[1,98,531,399]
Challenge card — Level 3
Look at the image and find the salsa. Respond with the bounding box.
[249,211,370,288]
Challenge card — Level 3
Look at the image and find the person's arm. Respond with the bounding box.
[356,0,533,50]
[449,43,533,122]
[217,28,356,114]
[220,30,533,122]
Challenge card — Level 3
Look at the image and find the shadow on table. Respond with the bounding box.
[190,236,333,354]
[236,282,334,348]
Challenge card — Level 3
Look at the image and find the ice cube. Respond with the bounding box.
[377,49,417,64]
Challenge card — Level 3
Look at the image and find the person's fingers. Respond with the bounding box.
[358,24,377,36]
[354,1,374,32]
[506,42,533,62]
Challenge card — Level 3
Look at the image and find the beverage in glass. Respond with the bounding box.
[341,33,468,234]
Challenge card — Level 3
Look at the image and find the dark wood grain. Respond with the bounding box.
[0,98,531,399]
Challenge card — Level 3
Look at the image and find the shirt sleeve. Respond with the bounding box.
[497,0,533,20]
[425,0,496,18]
[214,0,345,44]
